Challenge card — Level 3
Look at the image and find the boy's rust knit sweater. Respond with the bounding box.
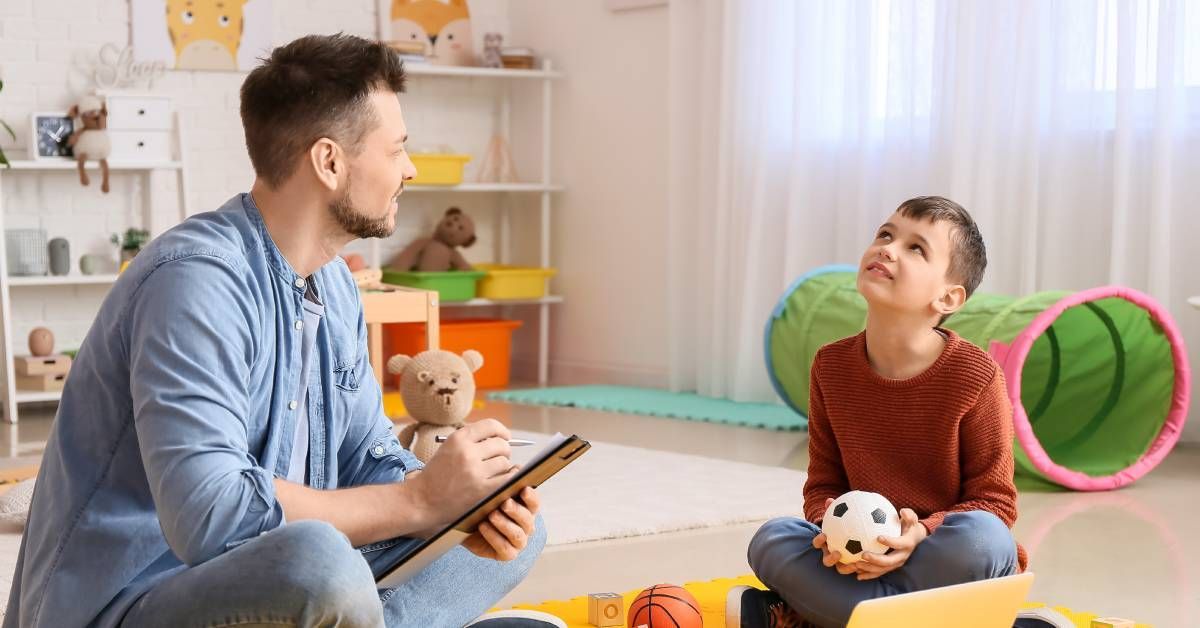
[803,329,1027,571]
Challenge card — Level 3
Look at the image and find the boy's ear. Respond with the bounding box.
[933,284,968,319]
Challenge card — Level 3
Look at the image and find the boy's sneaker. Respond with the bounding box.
[725,585,812,628]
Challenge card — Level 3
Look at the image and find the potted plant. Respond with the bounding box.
[0,80,16,168]
[111,228,150,263]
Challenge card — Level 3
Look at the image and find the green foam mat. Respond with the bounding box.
[487,385,807,431]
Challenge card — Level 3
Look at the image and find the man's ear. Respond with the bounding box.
[933,284,968,320]
[308,137,343,192]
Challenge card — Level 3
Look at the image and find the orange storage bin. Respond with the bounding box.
[383,318,523,390]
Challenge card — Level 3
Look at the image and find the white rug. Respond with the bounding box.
[511,431,807,546]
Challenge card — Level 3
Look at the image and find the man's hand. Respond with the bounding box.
[854,508,927,580]
[462,487,541,561]
[407,419,519,527]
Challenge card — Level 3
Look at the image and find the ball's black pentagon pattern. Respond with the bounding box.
[844,539,863,555]
[832,502,849,518]
[871,508,887,524]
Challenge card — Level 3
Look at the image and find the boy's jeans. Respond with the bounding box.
[120,518,547,627]
[748,510,1018,628]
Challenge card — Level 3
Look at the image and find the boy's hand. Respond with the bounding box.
[813,498,864,576]
[855,508,927,580]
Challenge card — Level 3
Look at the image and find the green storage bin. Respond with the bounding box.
[381,269,486,302]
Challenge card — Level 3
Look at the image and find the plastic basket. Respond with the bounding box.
[409,154,472,185]
[384,318,524,389]
[476,264,557,300]
[381,269,486,302]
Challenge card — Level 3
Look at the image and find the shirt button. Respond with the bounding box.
[373,445,385,456]
[288,400,298,410]
[294,278,306,289]
[294,320,303,331]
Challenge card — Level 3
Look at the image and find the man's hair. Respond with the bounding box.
[240,33,407,187]
[896,196,987,324]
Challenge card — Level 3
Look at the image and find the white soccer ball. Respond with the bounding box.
[821,490,901,564]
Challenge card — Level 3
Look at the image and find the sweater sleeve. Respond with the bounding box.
[802,354,850,525]
[919,368,1020,535]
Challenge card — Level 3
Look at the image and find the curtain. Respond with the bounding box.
[667,0,1200,436]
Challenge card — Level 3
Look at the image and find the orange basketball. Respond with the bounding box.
[627,584,702,628]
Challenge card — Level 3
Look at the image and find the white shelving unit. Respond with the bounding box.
[0,115,190,423]
[370,62,564,385]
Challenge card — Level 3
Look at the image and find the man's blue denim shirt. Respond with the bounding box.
[4,194,423,627]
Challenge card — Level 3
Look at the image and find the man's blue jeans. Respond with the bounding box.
[748,511,1018,628]
[120,518,546,627]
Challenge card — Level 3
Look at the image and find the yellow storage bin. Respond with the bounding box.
[409,153,472,185]
[476,264,557,300]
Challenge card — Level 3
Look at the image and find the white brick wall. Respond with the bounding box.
[0,0,521,352]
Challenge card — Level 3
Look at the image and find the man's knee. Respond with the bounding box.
[748,517,818,583]
[269,521,382,624]
[936,511,1017,579]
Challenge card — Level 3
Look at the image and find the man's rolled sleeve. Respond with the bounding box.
[127,254,283,566]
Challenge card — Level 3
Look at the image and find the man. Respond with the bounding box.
[5,33,544,628]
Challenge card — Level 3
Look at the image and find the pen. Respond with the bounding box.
[434,436,537,446]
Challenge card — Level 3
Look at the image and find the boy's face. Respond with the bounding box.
[856,211,965,322]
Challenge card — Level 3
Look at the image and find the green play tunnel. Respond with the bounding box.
[765,265,1190,491]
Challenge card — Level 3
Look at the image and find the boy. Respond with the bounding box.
[728,197,1025,628]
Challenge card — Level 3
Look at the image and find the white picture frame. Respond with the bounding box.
[29,111,75,162]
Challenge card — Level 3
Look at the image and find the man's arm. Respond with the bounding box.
[128,255,283,566]
[274,420,520,546]
[918,368,1019,534]
[802,356,850,525]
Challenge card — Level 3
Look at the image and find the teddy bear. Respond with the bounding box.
[67,94,112,194]
[387,207,477,272]
[387,348,484,463]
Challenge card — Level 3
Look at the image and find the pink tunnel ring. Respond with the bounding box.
[988,286,1191,491]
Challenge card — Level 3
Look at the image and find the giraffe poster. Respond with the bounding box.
[131,0,274,72]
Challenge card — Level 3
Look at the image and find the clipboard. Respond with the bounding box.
[376,433,590,588]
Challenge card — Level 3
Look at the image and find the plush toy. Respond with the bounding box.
[386,207,476,272]
[387,348,484,463]
[67,94,111,194]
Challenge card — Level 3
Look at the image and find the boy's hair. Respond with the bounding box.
[240,33,408,188]
[896,196,987,324]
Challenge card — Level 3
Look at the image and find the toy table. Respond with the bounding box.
[360,285,440,385]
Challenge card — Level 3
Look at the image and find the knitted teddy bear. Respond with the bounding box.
[386,207,476,272]
[387,348,484,463]
[67,94,112,194]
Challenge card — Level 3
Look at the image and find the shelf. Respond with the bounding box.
[444,295,564,307]
[2,159,183,171]
[405,64,563,80]
[15,390,61,404]
[405,183,563,193]
[1189,296,1200,310]
[7,274,119,287]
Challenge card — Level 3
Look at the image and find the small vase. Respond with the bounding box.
[48,238,70,276]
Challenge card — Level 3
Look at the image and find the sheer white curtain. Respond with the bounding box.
[668,1,1200,417]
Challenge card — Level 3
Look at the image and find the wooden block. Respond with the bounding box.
[587,592,623,627]
[1091,619,1135,628]
[17,372,66,392]
[14,354,72,377]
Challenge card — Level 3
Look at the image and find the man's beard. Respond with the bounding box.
[329,176,396,239]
